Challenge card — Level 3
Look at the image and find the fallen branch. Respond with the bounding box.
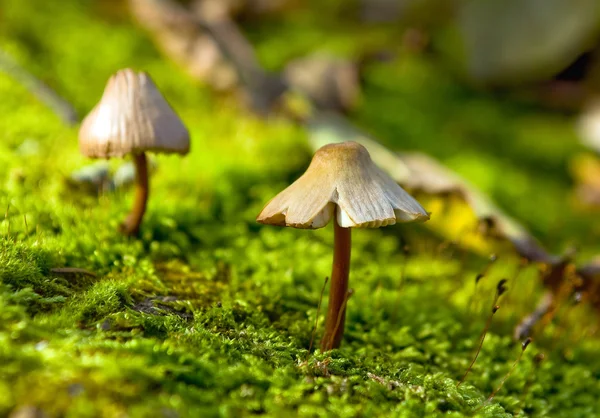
[128,0,285,111]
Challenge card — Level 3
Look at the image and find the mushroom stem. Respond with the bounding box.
[121,152,149,236]
[321,212,351,351]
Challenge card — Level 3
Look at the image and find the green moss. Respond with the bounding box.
[0,0,599,417]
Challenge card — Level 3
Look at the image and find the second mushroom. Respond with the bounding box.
[257,141,429,351]
[79,69,190,235]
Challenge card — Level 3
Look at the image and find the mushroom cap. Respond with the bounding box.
[257,141,430,229]
[79,69,190,158]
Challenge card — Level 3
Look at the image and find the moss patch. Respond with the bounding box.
[1,1,599,417]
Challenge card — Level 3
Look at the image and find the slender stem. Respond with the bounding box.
[307,276,329,358]
[320,213,351,351]
[328,289,353,351]
[120,152,149,236]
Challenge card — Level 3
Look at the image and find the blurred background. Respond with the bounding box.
[2,0,600,256]
[2,1,600,416]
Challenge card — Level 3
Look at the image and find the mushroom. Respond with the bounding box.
[79,69,190,235]
[257,141,429,350]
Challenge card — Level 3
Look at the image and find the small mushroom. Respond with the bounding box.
[257,142,429,350]
[79,69,190,235]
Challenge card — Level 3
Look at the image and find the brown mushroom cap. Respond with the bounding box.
[79,69,190,158]
[257,141,430,229]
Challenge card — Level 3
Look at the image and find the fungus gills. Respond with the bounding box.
[121,153,149,235]
[322,214,351,350]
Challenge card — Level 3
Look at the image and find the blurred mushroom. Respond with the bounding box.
[79,69,190,235]
[257,142,429,350]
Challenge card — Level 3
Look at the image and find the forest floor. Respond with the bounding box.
[1,1,599,417]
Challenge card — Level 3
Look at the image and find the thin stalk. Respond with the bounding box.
[121,152,149,236]
[320,213,351,351]
[307,276,329,358]
[458,279,508,386]
[327,289,354,351]
[475,338,532,412]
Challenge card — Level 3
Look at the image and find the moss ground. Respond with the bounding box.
[1,1,599,417]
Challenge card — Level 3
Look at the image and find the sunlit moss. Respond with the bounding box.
[0,1,599,417]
